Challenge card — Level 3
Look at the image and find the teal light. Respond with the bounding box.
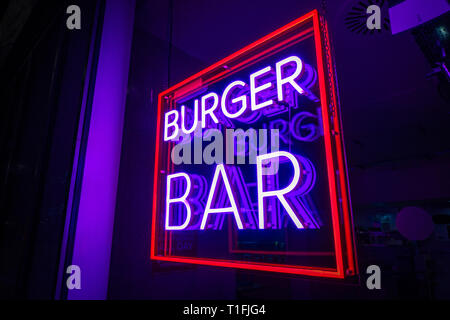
[436,26,449,40]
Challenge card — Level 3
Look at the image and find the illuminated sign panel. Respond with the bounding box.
[151,10,357,278]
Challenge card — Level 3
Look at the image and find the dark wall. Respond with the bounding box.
[0,0,99,299]
[109,0,450,299]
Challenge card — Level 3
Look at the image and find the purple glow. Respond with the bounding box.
[67,0,135,300]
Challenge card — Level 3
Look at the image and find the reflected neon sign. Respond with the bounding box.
[151,10,358,279]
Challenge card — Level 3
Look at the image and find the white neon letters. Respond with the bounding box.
[165,173,192,230]
[181,100,199,134]
[201,92,219,128]
[163,56,306,141]
[200,164,243,230]
[164,110,179,141]
[164,151,310,230]
[256,151,304,229]
[221,81,247,118]
[276,56,305,101]
[162,55,310,230]
[250,66,273,111]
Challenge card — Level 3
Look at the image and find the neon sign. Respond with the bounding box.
[151,10,358,278]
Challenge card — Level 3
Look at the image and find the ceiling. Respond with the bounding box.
[136,0,450,170]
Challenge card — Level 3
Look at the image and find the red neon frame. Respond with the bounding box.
[151,9,357,279]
